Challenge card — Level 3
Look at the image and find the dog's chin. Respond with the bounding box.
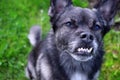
[67,47,94,62]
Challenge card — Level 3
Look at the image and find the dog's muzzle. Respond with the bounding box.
[66,46,95,62]
[66,32,98,61]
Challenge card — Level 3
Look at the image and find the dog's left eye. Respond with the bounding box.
[65,22,73,27]
[93,24,101,31]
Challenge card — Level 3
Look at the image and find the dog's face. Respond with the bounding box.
[54,7,103,61]
[49,0,119,61]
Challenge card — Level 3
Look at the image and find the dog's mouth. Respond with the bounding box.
[66,46,95,62]
[75,47,93,56]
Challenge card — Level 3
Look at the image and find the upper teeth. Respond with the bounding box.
[77,48,93,53]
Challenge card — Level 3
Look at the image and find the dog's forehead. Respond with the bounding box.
[60,7,97,23]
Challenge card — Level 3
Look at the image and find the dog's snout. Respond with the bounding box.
[80,32,94,43]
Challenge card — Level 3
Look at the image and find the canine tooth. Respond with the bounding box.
[90,48,93,52]
[77,48,81,52]
[88,48,93,53]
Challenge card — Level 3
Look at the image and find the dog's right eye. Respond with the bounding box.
[93,24,101,31]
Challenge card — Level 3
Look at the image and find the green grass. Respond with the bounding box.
[0,0,120,80]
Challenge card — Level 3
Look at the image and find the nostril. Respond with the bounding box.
[90,35,94,41]
[80,33,87,39]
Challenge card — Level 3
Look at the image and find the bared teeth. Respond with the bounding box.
[77,48,93,53]
[88,48,93,53]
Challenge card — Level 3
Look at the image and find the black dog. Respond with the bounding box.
[25,0,119,80]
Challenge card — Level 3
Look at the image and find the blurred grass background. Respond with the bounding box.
[0,0,120,80]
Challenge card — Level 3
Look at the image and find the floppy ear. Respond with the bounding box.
[48,0,72,17]
[96,0,120,26]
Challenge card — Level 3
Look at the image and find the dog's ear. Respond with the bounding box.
[48,0,72,17]
[96,0,119,25]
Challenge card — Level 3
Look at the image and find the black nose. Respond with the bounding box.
[80,32,94,43]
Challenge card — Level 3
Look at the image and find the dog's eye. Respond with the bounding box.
[93,24,101,31]
[65,22,73,27]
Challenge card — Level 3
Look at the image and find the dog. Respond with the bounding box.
[25,0,120,80]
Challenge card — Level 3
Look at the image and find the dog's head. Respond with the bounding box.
[49,0,119,61]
